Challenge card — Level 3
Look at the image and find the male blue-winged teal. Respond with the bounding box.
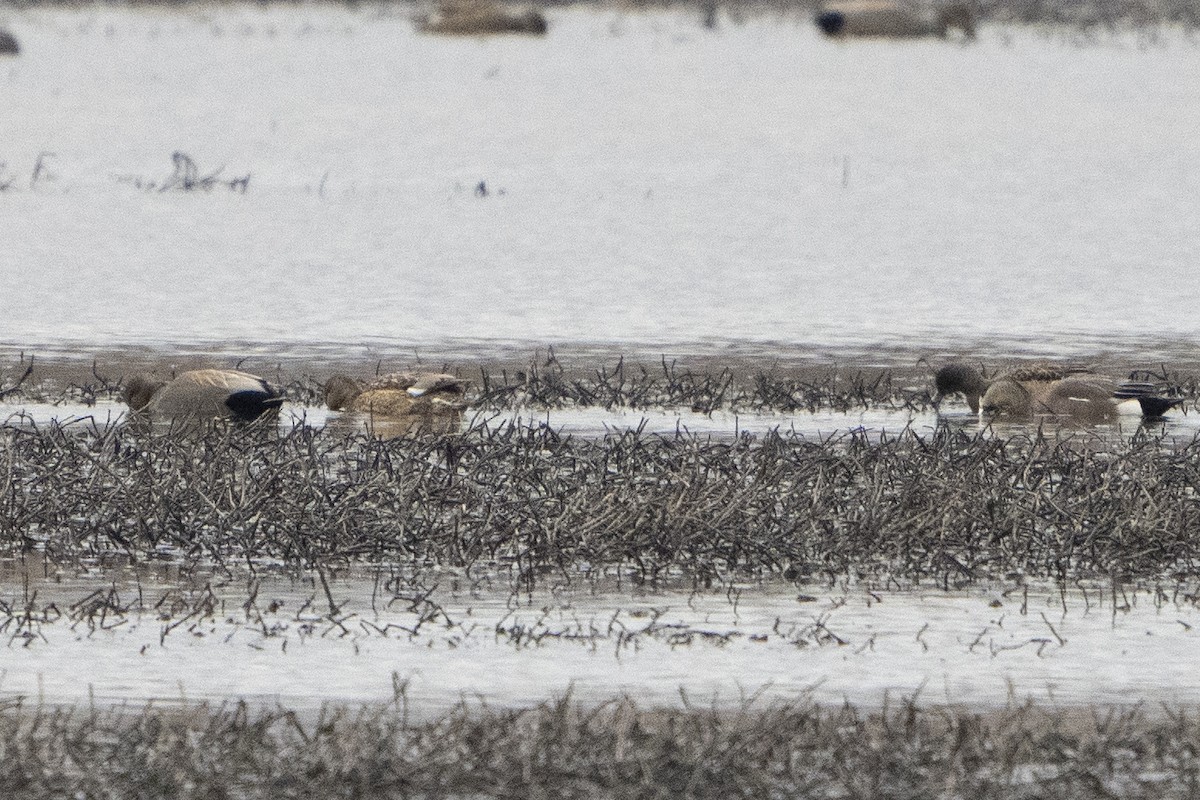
[123,369,284,423]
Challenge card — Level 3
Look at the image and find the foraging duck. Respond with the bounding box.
[417,1,547,35]
[123,369,285,423]
[0,30,17,56]
[815,1,975,39]
[934,363,1182,423]
[325,372,469,434]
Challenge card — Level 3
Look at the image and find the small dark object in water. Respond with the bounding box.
[0,29,19,55]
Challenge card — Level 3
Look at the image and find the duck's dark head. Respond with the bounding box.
[122,374,166,412]
[934,363,989,413]
[324,375,364,411]
[815,10,846,35]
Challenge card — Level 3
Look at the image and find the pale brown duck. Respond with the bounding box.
[325,372,469,435]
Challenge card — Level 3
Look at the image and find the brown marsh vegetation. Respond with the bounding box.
[3,377,1200,587]
[4,694,1200,799]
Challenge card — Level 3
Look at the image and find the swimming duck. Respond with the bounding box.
[123,369,285,423]
[815,1,975,39]
[934,363,1182,422]
[417,2,547,35]
[325,372,469,434]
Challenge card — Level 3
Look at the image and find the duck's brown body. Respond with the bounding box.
[980,376,1120,424]
[418,2,547,36]
[325,372,469,435]
[934,363,1182,423]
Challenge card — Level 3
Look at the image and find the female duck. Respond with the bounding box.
[325,372,469,434]
[123,369,285,423]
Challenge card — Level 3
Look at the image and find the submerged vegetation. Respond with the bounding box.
[111,151,251,194]
[4,695,1200,799]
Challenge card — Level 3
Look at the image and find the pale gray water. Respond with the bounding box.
[3,572,1199,716]
[2,6,1199,359]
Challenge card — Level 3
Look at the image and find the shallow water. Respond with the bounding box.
[3,572,1199,716]
[2,7,1199,359]
[7,398,1200,442]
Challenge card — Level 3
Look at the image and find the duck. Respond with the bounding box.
[417,1,547,36]
[815,1,976,39]
[934,363,1183,423]
[122,369,285,423]
[324,372,469,434]
[0,30,17,56]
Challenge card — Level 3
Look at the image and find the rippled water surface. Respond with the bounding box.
[2,5,1199,358]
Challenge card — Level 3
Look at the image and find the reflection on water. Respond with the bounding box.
[3,571,1199,715]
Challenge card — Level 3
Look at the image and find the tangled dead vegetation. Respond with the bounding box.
[3,351,1199,416]
[2,415,1200,586]
[471,354,937,414]
[3,695,1200,800]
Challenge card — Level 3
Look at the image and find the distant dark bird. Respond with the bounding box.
[815,1,975,39]
[0,29,19,55]
[934,363,1183,423]
[417,2,547,35]
[123,369,284,423]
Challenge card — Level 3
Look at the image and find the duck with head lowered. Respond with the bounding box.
[934,363,1184,424]
[325,371,469,435]
[123,369,285,424]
